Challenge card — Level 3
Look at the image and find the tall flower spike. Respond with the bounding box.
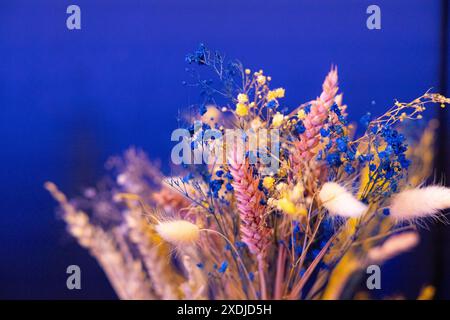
[228,145,272,258]
[294,67,339,161]
[319,66,339,108]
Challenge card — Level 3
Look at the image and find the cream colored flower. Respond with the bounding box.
[237,93,249,104]
[257,75,266,85]
[155,220,200,245]
[235,103,248,117]
[272,112,284,128]
[263,176,275,189]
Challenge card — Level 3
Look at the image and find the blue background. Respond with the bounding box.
[0,0,449,299]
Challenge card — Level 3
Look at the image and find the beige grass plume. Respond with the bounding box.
[155,220,200,245]
[368,232,419,263]
[319,182,367,218]
[389,186,450,220]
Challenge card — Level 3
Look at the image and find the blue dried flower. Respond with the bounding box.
[344,163,355,174]
[235,241,247,249]
[266,100,277,109]
[336,137,348,152]
[218,261,228,273]
[293,222,300,234]
[185,43,207,65]
[182,173,193,183]
[209,179,224,198]
[295,121,306,134]
[258,180,264,191]
[330,104,341,116]
[326,152,342,167]
[216,170,224,177]
[331,124,344,135]
[295,245,303,256]
[304,105,311,114]
[320,128,330,137]
[398,154,411,169]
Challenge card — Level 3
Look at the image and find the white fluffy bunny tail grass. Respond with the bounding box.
[319,182,368,218]
[389,186,450,221]
[155,220,200,246]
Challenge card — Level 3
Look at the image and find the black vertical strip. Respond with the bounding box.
[434,0,449,300]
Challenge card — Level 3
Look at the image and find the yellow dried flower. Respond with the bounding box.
[263,176,275,189]
[237,93,249,104]
[275,88,285,98]
[297,207,307,216]
[277,167,287,177]
[277,198,297,215]
[399,112,407,122]
[267,88,285,101]
[267,91,276,101]
[235,103,249,117]
[257,75,266,85]
[272,112,284,128]
[297,109,307,120]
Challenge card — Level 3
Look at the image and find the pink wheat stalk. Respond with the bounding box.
[228,146,272,299]
[293,67,339,162]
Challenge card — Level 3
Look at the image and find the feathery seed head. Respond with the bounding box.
[319,182,367,218]
[389,186,450,220]
[155,220,200,246]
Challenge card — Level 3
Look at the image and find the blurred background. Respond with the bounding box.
[0,0,449,299]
